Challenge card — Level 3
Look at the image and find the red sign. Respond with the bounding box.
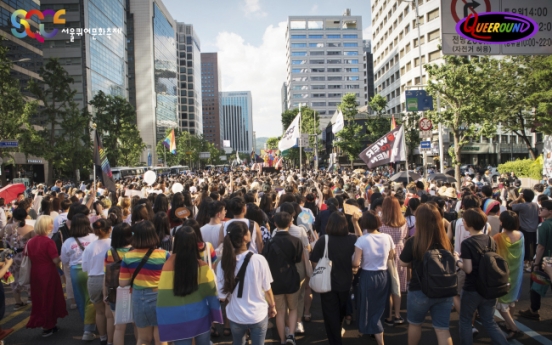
[450,0,492,23]
[419,118,433,131]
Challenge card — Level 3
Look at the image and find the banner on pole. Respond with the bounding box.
[359,126,406,169]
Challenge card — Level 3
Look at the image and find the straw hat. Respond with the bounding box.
[442,187,457,199]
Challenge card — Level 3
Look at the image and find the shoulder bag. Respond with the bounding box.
[18,239,32,286]
[309,235,332,293]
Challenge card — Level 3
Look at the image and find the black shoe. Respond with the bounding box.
[393,316,405,324]
[384,318,395,327]
[100,340,108,345]
[42,326,58,337]
[285,335,296,345]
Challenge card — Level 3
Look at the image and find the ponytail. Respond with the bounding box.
[221,221,249,295]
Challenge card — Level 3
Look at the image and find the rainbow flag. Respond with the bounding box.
[391,115,397,130]
[156,256,223,342]
[163,129,176,155]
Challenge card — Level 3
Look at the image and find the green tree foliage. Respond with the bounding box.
[498,156,543,181]
[367,94,393,144]
[493,56,539,159]
[0,42,38,183]
[526,56,552,135]
[89,91,146,166]
[280,106,321,166]
[155,130,223,168]
[28,58,92,182]
[266,137,280,150]
[334,94,369,168]
[425,56,499,184]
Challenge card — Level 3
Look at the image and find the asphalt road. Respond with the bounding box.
[2,272,552,345]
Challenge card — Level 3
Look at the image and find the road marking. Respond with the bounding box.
[0,304,31,326]
[5,316,29,338]
[494,311,552,345]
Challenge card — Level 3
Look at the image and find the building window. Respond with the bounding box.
[308,21,323,29]
[414,36,425,47]
[291,51,307,56]
[343,34,358,38]
[327,34,341,39]
[312,93,326,98]
[428,29,440,42]
[292,68,308,73]
[428,50,441,62]
[311,76,325,81]
[291,60,307,65]
[310,59,325,64]
[327,42,342,47]
[327,51,342,55]
[344,51,359,56]
[428,8,440,21]
[291,43,307,48]
[310,51,324,56]
[327,59,342,64]
[343,42,359,47]
[309,43,324,48]
[309,35,323,39]
[328,76,343,81]
[291,35,307,39]
[290,21,306,29]
[345,68,359,72]
[312,85,326,89]
[345,59,359,64]
[312,102,326,107]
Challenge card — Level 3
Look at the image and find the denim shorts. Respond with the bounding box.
[132,288,159,328]
[407,289,453,330]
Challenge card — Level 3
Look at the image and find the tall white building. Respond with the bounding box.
[285,11,366,130]
[371,0,442,114]
[177,23,203,136]
[221,91,253,153]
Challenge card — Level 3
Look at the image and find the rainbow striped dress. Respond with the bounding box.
[156,256,223,342]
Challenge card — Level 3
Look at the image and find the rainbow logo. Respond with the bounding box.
[456,12,538,45]
[11,9,66,43]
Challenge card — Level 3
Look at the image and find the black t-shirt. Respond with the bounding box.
[399,236,447,292]
[310,234,357,292]
[461,234,492,291]
[269,231,303,267]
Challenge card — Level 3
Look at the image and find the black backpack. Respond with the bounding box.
[262,235,300,295]
[475,236,510,299]
[416,246,458,298]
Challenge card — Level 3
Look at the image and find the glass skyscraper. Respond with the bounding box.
[221,91,253,153]
[153,3,178,143]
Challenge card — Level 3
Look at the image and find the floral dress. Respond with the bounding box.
[5,226,34,293]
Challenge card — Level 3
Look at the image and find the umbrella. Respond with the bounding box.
[353,169,366,174]
[445,168,455,176]
[389,171,422,183]
[428,173,457,183]
[0,183,26,204]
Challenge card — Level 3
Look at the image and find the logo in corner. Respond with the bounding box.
[456,12,538,45]
[11,9,66,43]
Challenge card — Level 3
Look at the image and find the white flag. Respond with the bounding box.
[278,113,301,151]
[332,110,344,134]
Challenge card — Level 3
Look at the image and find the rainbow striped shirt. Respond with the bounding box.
[119,248,170,289]
[156,257,223,342]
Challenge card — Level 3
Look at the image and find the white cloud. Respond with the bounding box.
[216,22,287,138]
[310,4,318,14]
[242,0,267,18]
[363,26,372,40]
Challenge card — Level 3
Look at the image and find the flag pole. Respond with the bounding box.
[163,144,167,167]
[299,106,302,176]
[92,125,97,200]
[402,125,410,184]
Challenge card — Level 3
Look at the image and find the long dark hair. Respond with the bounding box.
[221,221,249,295]
[153,194,169,214]
[196,197,214,227]
[153,211,170,241]
[182,219,204,242]
[413,204,453,260]
[173,226,200,296]
[111,223,133,248]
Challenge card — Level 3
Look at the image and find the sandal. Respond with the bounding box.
[507,330,524,340]
[303,314,312,322]
[210,326,220,338]
[13,302,27,310]
[223,328,232,336]
[496,321,511,331]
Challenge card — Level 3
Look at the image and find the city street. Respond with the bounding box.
[2,272,552,345]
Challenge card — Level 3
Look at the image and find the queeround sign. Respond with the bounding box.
[456,12,539,44]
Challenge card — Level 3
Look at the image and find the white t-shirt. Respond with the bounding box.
[201,223,224,249]
[52,212,68,235]
[82,238,111,276]
[216,251,273,324]
[453,219,491,254]
[224,218,258,254]
[60,234,98,267]
[354,232,395,271]
[271,225,309,247]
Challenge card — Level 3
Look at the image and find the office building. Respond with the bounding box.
[221,91,253,153]
[281,82,288,113]
[201,52,221,148]
[177,22,202,136]
[129,0,178,163]
[285,10,366,130]
[363,39,375,103]
[0,0,49,182]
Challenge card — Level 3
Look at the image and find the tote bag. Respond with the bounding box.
[18,241,31,286]
[387,258,401,297]
[114,286,133,325]
[309,235,332,293]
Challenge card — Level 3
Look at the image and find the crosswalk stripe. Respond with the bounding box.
[494,310,552,345]
[5,316,29,338]
[0,305,31,326]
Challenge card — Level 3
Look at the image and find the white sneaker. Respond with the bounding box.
[472,327,479,338]
[296,322,305,334]
[285,326,290,337]
[341,328,346,337]
[82,332,95,341]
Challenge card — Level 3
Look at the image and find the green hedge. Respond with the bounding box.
[497,156,543,180]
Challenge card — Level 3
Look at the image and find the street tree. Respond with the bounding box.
[265,137,280,150]
[334,93,369,168]
[425,55,499,184]
[526,56,552,135]
[0,42,38,184]
[89,91,146,166]
[28,58,92,182]
[367,94,393,144]
[280,106,320,167]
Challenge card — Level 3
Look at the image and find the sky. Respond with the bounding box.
[163,0,372,138]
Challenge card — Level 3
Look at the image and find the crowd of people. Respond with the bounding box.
[0,167,551,345]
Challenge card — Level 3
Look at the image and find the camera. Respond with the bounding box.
[0,249,14,262]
